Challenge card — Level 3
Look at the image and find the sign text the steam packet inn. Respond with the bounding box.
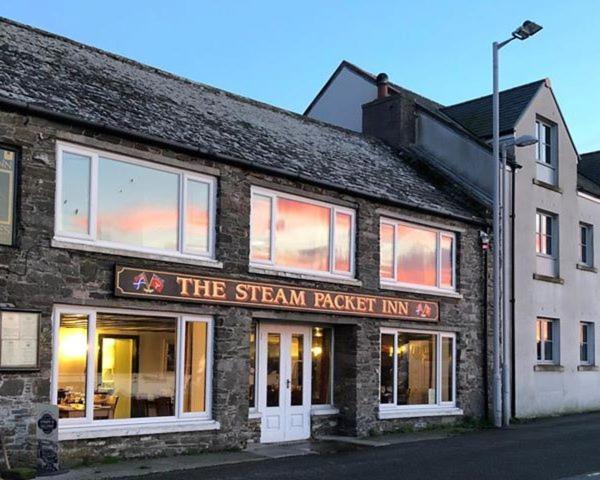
[115,266,439,321]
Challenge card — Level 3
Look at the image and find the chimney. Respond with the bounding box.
[376,73,389,99]
[362,91,417,149]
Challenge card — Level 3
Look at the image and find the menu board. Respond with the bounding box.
[0,311,39,369]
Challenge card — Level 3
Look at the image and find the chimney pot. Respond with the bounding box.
[376,72,389,99]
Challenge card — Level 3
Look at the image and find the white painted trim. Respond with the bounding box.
[379,282,463,299]
[249,186,356,280]
[59,419,220,441]
[248,266,362,286]
[578,191,600,204]
[54,141,217,261]
[378,406,463,419]
[311,406,339,416]
[375,210,466,233]
[51,305,214,436]
[51,238,224,269]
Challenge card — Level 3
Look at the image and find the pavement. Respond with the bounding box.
[52,412,600,480]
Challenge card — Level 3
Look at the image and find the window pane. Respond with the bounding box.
[57,314,89,419]
[536,321,542,361]
[185,180,210,254]
[380,334,394,404]
[290,334,304,406]
[98,158,179,251]
[61,152,91,235]
[397,333,436,406]
[250,194,272,261]
[441,235,454,288]
[311,327,332,405]
[334,212,352,272]
[275,197,330,271]
[442,337,454,402]
[266,334,280,407]
[380,223,394,279]
[543,321,554,361]
[0,169,11,223]
[183,321,207,413]
[249,327,256,408]
[94,313,176,420]
[545,217,553,255]
[396,225,437,286]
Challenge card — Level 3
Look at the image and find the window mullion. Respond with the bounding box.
[392,332,398,406]
[176,316,185,418]
[89,154,99,240]
[329,208,335,274]
[85,310,96,423]
[179,175,186,255]
[270,194,277,264]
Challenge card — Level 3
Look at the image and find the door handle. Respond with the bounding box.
[286,379,291,389]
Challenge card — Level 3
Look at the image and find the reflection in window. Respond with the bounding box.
[98,158,179,251]
[57,314,89,419]
[266,334,280,407]
[380,220,456,290]
[380,331,455,408]
[60,152,91,235]
[536,318,558,363]
[56,145,216,259]
[250,189,354,277]
[380,334,394,404]
[311,328,332,405]
[183,321,207,413]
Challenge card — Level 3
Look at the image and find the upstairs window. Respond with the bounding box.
[535,211,558,277]
[250,187,355,278]
[579,223,594,268]
[535,119,557,185]
[55,143,216,260]
[0,146,17,246]
[536,318,559,364]
[380,219,456,291]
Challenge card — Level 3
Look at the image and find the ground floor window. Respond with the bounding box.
[53,306,212,425]
[379,329,455,409]
[311,327,333,405]
[580,322,594,365]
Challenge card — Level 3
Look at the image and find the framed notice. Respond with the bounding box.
[0,309,40,370]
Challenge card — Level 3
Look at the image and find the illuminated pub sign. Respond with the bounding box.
[115,266,439,321]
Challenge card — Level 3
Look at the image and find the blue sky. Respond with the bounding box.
[2,1,599,152]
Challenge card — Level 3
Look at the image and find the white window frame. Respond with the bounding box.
[536,119,556,167]
[379,218,457,293]
[536,211,557,258]
[378,328,458,418]
[536,318,560,365]
[51,305,215,439]
[54,142,217,261]
[249,186,356,279]
[579,223,594,267]
[580,322,595,366]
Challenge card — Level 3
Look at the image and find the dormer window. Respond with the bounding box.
[535,119,557,185]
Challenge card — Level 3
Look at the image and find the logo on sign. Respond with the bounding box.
[133,272,165,294]
[37,413,57,435]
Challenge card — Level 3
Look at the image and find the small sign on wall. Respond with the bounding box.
[0,309,40,370]
[35,404,59,475]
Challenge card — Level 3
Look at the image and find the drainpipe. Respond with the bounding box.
[480,230,491,419]
[509,160,521,417]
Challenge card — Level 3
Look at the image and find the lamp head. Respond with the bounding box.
[512,20,543,40]
[514,134,539,147]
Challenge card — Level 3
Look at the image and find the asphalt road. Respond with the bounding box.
[132,413,600,480]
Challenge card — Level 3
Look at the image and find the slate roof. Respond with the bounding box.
[441,80,546,139]
[578,151,600,197]
[0,18,485,222]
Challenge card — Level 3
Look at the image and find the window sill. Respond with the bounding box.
[378,406,463,420]
[379,283,462,299]
[311,406,339,416]
[532,273,564,285]
[532,178,562,193]
[248,266,362,287]
[58,419,220,441]
[534,364,564,372]
[52,238,223,269]
[578,364,599,372]
[577,264,597,273]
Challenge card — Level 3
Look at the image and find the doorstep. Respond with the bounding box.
[317,431,454,447]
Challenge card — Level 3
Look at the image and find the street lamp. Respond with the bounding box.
[492,21,542,429]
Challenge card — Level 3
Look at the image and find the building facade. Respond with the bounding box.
[306,61,600,418]
[0,19,488,467]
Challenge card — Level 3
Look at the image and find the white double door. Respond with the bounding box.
[258,324,311,443]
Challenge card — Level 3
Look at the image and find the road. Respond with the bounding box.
[130,412,600,480]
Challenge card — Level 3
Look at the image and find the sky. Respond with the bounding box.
[2,1,599,152]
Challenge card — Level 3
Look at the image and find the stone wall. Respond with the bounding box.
[0,110,487,465]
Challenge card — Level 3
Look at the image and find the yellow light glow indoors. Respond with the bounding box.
[103,338,115,370]
[59,328,88,359]
[311,346,323,357]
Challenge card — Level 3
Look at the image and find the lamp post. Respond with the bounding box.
[492,20,542,428]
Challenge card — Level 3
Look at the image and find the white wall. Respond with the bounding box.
[511,84,600,417]
[306,67,377,132]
